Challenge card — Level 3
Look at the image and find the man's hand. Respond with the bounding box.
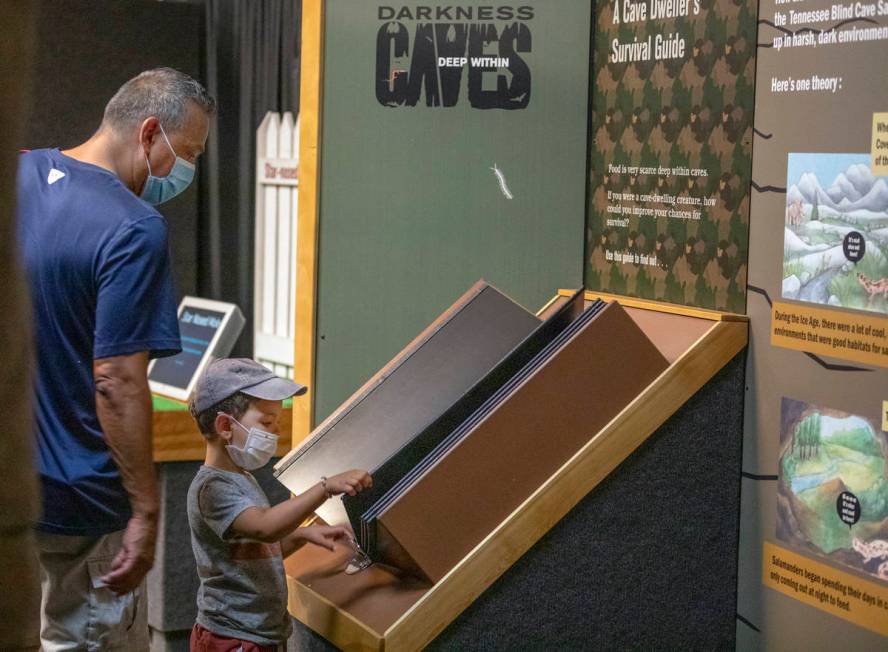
[299,525,351,551]
[326,469,372,496]
[101,514,157,594]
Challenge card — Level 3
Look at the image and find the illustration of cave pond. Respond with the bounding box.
[777,397,888,583]
[782,153,888,316]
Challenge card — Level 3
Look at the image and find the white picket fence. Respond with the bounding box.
[254,111,299,379]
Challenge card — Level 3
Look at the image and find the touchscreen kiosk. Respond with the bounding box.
[148,296,245,402]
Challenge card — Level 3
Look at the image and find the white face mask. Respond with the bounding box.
[222,413,279,470]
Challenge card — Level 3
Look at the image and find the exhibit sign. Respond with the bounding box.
[762,541,888,637]
[738,0,888,646]
[584,0,757,310]
[312,1,591,422]
[148,296,245,402]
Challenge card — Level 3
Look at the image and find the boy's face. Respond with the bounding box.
[217,398,284,452]
[233,398,284,437]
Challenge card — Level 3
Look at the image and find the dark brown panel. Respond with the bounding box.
[377,302,670,582]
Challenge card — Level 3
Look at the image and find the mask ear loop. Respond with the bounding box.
[218,412,241,428]
[216,412,245,443]
[156,122,177,156]
[144,122,177,179]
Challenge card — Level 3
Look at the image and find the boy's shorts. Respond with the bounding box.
[190,623,280,652]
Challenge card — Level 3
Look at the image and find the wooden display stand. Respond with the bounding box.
[284,292,748,651]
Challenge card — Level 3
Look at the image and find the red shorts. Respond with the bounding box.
[189,623,279,652]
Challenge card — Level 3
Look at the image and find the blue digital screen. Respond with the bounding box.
[148,306,226,390]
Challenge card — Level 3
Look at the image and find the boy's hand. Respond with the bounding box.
[326,469,372,496]
[300,525,350,551]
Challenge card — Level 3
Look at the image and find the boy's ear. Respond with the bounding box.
[213,413,234,441]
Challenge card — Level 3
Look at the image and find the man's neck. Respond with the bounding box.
[63,130,135,192]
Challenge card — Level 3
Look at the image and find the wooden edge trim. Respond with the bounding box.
[286,575,385,651]
[382,320,747,650]
[559,289,748,322]
[292,0,325,448]
[534,293,561,317]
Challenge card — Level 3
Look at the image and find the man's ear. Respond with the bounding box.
[214,413,233,442]
[138,116,161,155]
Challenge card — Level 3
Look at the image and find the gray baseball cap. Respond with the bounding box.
[191,358,307,414]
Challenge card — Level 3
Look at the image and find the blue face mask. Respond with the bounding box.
[140,122,195,205]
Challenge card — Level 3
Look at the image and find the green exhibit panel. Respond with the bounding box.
[313,0,592,423]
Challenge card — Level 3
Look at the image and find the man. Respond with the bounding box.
[17,68,215,649]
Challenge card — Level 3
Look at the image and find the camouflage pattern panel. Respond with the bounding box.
[586,0,756,312]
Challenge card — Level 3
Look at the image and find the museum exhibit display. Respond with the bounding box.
[274,281,548,524]
[339,289,587,537]
[282,290,748,651]
[349,297,675,582]
[17,0,888,647]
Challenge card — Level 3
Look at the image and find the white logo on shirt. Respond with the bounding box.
[47,169,66,185]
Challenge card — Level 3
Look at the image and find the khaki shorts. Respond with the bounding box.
[35,529,149,652]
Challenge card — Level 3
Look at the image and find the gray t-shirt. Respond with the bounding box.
[187,465,290,644]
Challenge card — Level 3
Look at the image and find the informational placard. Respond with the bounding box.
[584,0,756,310]
[763,542,888,637]
[771,301,888,367]
[148,297,245,402]
[738,0,888,646]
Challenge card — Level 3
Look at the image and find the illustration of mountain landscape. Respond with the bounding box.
[777,398,888,583]
[782,154,888,315]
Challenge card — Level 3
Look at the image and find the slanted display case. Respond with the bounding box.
[279,290,748,651]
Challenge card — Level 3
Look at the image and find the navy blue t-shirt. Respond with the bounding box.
[17,148,181,535]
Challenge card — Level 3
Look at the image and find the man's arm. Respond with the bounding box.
[93,351,158,595]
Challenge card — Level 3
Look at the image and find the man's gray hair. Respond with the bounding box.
[102,67,216,132]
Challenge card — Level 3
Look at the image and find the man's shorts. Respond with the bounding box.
[35,529,149,652]
[190,623,280,651]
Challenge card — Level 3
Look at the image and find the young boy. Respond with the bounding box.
[187,358,372,651]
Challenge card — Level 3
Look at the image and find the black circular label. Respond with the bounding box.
[837,491,860,528]
[842,231,865,263]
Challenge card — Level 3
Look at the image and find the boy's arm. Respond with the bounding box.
[280,529,306,557]
[280,524,351,557]
[230,483,327,544]
[230,469,371,544]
